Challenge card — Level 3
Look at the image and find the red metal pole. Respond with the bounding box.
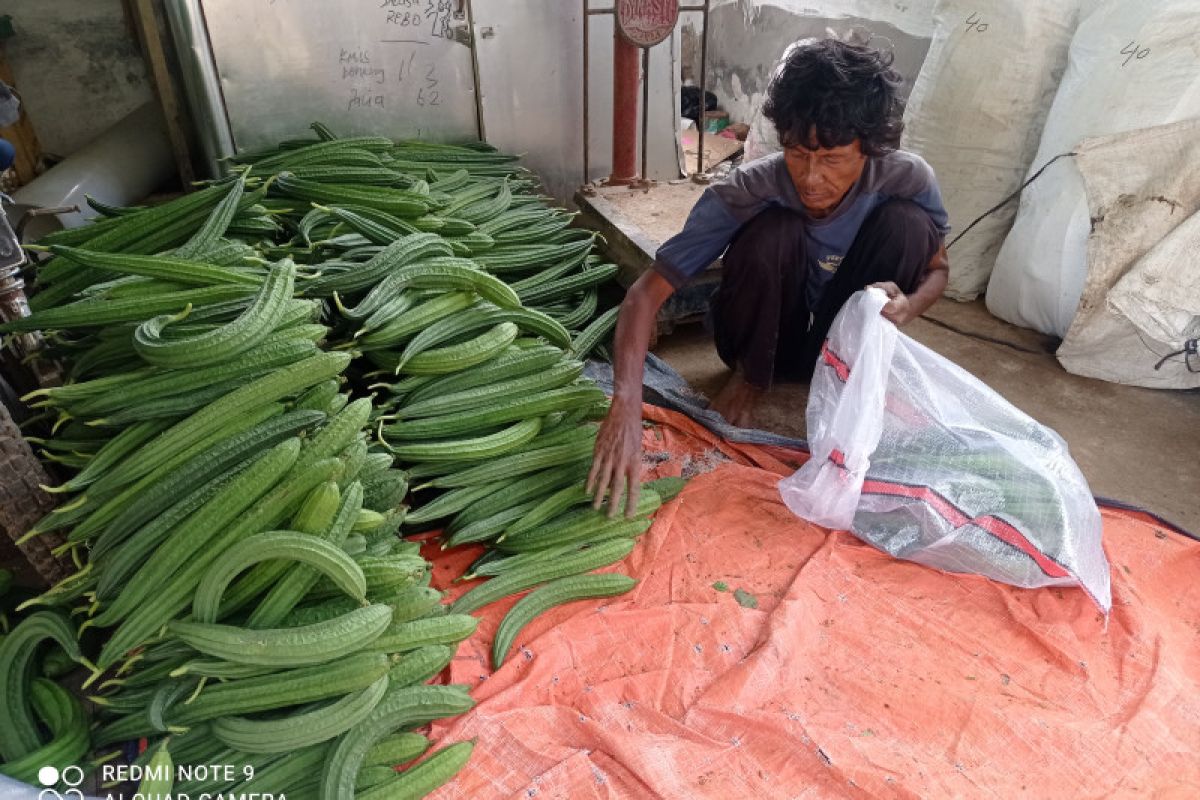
[608,28,640,185]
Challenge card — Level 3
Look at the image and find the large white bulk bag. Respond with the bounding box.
[1056,120,1200,389]
[986,0,1200,337]
[901,0,1080,301]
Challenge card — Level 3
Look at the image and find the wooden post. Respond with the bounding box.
[126,0,196,186]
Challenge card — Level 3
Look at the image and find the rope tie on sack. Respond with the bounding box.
[946,151,1078,251]
[1153,338,1199,372]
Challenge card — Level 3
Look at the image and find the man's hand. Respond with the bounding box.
[587,397,643,519]
[871,242,949,325]
[869,281,915,325]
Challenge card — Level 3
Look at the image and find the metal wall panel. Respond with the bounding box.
[197,0,479,153]
[178,0,682,201]
[472,1,585,205]
[474,0,682,205]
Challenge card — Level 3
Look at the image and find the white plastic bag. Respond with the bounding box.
[779,289,1111,611]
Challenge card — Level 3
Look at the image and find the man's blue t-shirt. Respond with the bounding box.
[654,150,951,308]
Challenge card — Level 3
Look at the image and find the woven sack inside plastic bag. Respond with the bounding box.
[779,289,1111,611]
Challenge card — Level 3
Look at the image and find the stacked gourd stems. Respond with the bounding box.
[228,126,661,674]
[224,123,620,342]
[0,123,650,798]
[0,181,474,798]
[358,289,682,671]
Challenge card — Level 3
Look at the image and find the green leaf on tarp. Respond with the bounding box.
[733,588,758,609]
[712,581,727,592]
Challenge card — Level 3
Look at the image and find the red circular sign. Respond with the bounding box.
[616,0,680,48]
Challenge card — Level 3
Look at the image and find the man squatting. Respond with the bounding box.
[589,39,951,516]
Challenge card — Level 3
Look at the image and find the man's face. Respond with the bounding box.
[782,138,867,218]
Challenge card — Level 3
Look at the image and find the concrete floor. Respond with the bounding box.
[582,183,1200,534]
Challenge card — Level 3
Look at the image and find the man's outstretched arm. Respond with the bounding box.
[587,269,676,518]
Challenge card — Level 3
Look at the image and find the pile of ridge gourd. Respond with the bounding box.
[0,123,685,799]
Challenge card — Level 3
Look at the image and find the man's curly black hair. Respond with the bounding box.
[763,39,904,157]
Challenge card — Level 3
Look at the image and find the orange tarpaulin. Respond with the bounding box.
[421,406,1200,799]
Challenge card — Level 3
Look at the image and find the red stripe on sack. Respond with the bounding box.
[860,478,1071,579]
[821,341,851,383]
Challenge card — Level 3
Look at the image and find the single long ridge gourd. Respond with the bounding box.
[132,258,297,369]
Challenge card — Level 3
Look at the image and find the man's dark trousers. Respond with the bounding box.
[710,199,940,387]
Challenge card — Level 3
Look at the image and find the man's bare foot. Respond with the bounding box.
[709,370,763,427]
